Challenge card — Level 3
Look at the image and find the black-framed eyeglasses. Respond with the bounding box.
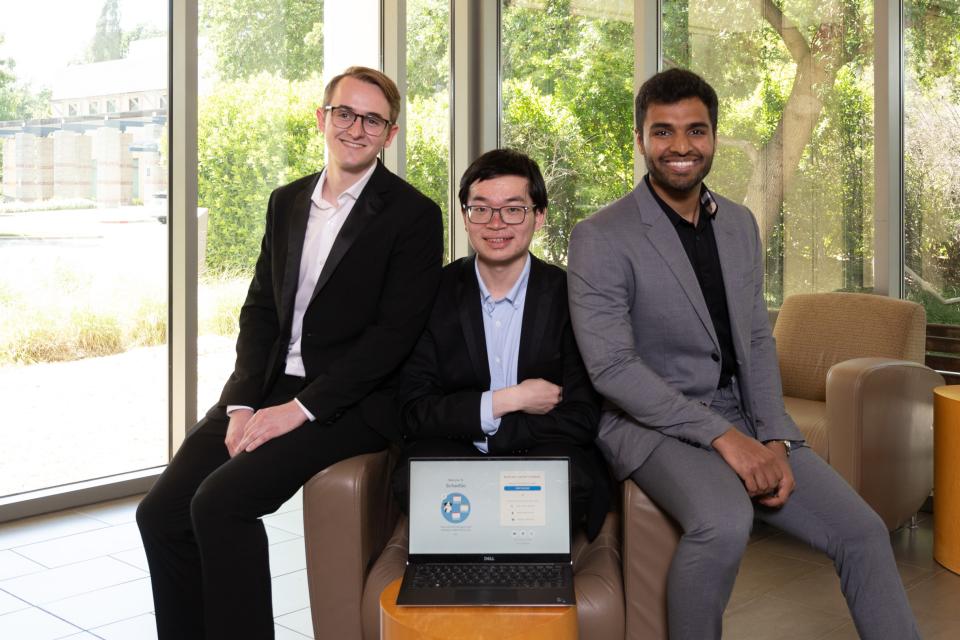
[323,105,393,136]
[463,205,534,225]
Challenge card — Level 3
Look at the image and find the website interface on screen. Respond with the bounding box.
[408,459,570,555]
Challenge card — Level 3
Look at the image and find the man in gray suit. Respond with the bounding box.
[567,68,918,640]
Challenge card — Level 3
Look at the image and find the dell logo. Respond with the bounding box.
[483,556,495,562]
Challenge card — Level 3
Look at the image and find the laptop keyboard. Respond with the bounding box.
[411,563,565,589]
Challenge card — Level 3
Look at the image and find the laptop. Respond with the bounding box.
[396,457,575,607]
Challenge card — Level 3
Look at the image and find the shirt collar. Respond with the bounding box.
[475,253,532,312]
[311,161,378,209]
[645,173,718,228]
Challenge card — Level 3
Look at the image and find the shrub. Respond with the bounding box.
[199,72,326,275]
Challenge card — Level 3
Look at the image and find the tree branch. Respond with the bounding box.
[718,135,759,164]
[761,0,810,64]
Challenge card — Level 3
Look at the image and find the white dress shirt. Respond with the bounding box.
[227,163,377,421]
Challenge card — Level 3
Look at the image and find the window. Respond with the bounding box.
[903,0,960,324]
[128,96,140,111]
[405,0,451,263]
[106,98,117,113]
[0,2,168,499]
[662,0,875,305]
[500,0,635,266]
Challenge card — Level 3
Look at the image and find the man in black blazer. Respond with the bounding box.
[394,149,609,539]
[136,67,443,640]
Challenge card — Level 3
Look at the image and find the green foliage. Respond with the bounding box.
[406,93,450,256]
[200,0,324,81]
[406,0,450,100]
[87,0,124,62]
[198,73,325,275]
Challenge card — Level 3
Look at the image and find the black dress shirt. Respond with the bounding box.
[645,175,737,388]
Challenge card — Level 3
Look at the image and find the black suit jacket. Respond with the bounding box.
[213,161,444,442]
[398,255,609,535]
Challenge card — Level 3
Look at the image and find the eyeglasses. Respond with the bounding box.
[323,105,393,136]
[463,205,534,225]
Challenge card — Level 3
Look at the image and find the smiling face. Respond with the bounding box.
[317,76,398,176]
[637,96,716,199]
[463,175,545,270]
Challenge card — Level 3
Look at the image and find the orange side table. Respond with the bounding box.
[934,386,960,574]
[379,578,578,640]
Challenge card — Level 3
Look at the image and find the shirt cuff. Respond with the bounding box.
[226,405,254,416]
[294,398,316,422]
[480,391,501,436]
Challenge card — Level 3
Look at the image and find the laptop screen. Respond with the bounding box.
[407,457,571,556]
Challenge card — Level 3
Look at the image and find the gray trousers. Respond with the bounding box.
[630,384,919,640]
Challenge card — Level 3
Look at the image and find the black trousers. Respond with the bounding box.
[136,375,388,640]
[391,437,610,540]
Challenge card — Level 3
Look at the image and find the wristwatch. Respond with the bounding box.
[781,440,792,457]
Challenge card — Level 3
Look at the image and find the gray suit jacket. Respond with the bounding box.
[567,179,803,480]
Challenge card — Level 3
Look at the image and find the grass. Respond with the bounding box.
[0,269,246,366]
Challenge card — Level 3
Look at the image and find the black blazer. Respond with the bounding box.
[213,161,444,442]
[398,254,601,452]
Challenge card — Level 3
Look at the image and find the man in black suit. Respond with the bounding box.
[395,149,609,539]
[136,66,443,640]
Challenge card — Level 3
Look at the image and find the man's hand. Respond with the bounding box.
[493,378,562,416]
[711,427,785,501]
[234,401,308,454]
[225,409,254,458]
[756,441,795,508]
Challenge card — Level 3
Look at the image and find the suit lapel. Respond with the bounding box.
[633,182,719,350]
[279,175,318,328]
[456,257,492,386]
[518,255,549,378]
[309,162,388,305]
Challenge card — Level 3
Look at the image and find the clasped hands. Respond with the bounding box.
[492,378,562,417]
[712,427,794,508]
[224,401,307,457]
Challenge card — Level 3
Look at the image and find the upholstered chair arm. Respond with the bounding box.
[303,451,398,640]
[622,482,680,640]
[826,357,943,530]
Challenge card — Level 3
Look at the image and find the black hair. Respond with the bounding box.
[457,148,548,211]
[635,68,719,133]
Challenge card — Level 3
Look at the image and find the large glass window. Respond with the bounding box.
[0,1,169,497]
[903,0,960,324]
[406,0,451,263]
[500,0,635,266]
[662,0,875,305]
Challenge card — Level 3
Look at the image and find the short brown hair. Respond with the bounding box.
[322,66,401,123]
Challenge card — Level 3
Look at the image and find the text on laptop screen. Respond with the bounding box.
[407,458,570,555]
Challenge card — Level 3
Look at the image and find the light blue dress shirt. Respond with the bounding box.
[475,255,531,453]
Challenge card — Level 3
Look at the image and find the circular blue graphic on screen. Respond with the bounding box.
[440,492,471,523]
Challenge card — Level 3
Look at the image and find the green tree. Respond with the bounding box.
[200,0,324,81]
[199,73,325,274]
[87,0,124,62]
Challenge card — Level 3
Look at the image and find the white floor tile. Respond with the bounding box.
[15,523,143,568]
[0,589,31,615]
[0,550,45,580]
[74,496,143,526]
[0,513,106,551]
[274,623,312,639]
[110,547,149,572]
[271,570,310,617]
[269,538,306,578]
[90,612,158,640]
[265,524,301,545]
[0,556,144,605]
[263,511,304,537]
[0,607,82,640]
[275,489,304,515]
[43,578,154,630]
[275,606,314,637]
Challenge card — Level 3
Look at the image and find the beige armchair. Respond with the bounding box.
[772,292,944,530]
[303,452,681,640]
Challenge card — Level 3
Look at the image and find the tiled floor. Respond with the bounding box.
[0,498,957,639]
[0,491,314,640]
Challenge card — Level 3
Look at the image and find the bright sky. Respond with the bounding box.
[0,1,166,88]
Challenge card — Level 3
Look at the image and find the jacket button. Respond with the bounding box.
[711,353,720,362]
